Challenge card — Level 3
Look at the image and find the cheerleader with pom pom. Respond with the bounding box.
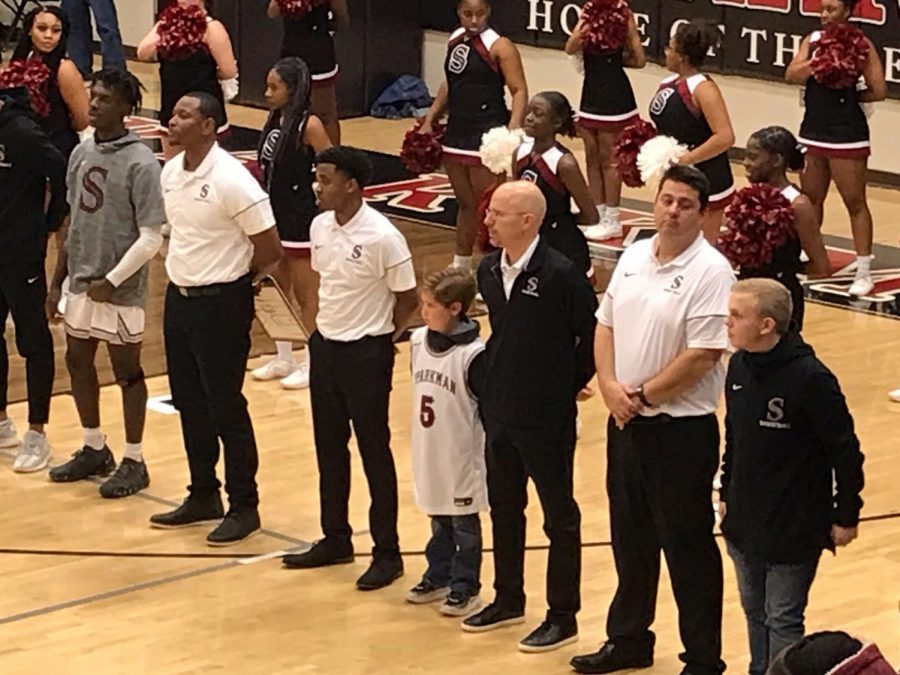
[267,0,348,145]
[251,57,332,389]
[419,0,528,272]
[720,127,830,331]
[564,0,645,239]
[514,92,598,277]
[786,0,886,297]
[137,0,238,159]
[7,7,89,158]
[649,18,736,243]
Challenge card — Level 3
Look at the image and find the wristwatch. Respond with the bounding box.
[635,384,655,408]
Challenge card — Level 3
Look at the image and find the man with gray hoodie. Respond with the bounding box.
[46,69,165,498]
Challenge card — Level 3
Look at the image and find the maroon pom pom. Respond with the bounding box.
[157,3,209,60]
[276,0,326,19]
[613,118,657,188]
[400,121,445,175]
[0,58,52,118]
[718,184,797,269]
[475,182,500,254]
[579,0,630,54]
[811,22,869,90]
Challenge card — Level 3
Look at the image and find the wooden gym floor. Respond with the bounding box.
[0,60,896,673]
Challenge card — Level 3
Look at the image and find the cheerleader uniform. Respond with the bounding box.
[43,71,79,159]
[515,140,592,275]
[576,49,639,130]
[158,19,227,131]
[649,73,735,209]
[739,185,806,331]
[798,30,870,159]
[443,27,510,165]
[280,3,338,86]
[258,112,318,258]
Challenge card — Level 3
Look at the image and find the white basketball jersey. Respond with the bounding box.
[410,327,487,516]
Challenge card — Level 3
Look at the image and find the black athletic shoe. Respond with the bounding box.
[461,602,526,633]
[518,620,578,653]
[99,458,150,498]
[49,446,116,483]
[282,538,355,569]
[570,642,654,674]
[149,493,225,529]
[356,557,404,591]
[206,510,260,547]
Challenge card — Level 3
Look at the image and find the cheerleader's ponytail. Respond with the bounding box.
[539,90,578,138]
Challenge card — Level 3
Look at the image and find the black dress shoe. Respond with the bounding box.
[356,557,403,591]
[570,642,654,674]
[206,509,260,546]
[461,602,526,633]
[518,620,578,653]
[282,538,355,569]
[149,493,225,529]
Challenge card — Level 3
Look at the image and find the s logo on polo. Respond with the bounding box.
[664,275,685,294]
[522,276,539,298]
[766,398,785,422]
[650,88,675,116]
[352,245,363,259]
[521,169,538,184]
[200,184,210,199]
[448,44,470,75]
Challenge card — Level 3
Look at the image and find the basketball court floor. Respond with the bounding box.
[0,61,896,673]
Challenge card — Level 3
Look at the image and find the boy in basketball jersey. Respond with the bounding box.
[406,268,487,617]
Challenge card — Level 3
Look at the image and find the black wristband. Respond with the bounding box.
[636,385,653,408]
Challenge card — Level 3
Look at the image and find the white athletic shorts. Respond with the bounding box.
[63,292,145,345]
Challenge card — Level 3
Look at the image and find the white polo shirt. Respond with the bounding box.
[311,203,416,341]
[597,233,735,417]
[500,235,540,299]
[162,144,276,287]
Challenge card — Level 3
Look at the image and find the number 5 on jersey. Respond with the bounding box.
[419,395,436,428]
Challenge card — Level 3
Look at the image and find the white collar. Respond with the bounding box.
[501,235,540,274]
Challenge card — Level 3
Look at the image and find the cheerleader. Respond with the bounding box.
[268,0,348,145]
[10,7,89,158]
[420,0,528,272]
[564,0,645,239]
[514,92,598,278]
[649,18,735,242]
[736,127,830,332]
[137,0,238,159]
[786,0,886,297]
[251,57,332,389]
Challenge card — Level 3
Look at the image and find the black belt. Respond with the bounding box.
[627,412,716,426]
[171,273,252,298]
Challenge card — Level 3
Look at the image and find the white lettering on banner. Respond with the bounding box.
[886,48,900,84]
[527,0,553,33]
[742,27,769,63]
[774,32,802,67]
[560,3,580,35]
[634,13,651,48]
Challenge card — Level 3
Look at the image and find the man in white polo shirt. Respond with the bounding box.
[148,92,283,547]
[572,165,734,675]
[282,146,419,592]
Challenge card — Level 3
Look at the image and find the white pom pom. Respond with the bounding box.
[479,126,525,175]
[637,135,688,189]
[219,76,239,102]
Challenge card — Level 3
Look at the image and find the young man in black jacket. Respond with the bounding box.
[0,86,68,473]
[463,180,597,653]
[721,278,865,675]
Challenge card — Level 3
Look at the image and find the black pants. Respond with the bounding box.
[0,263,54,424]
[309,331,399,559]
[164,279,259,510]
[485,417,581,627]
[606,414,724,674]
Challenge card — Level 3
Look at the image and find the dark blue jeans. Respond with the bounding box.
[726,541,820,675]
[423,514,482,597]
[60,0,126,77]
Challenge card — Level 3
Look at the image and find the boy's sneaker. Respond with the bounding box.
[252,358,295,381]
[13,430,51,473]
[99,458,150,498]
[49,446,116,482]
[405,580,449,604]
[280,360,310,390]
[0,420,20,449]
[440,591,484,617]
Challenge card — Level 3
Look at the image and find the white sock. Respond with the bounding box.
[598,204,608,222]
[300,348,310,366]
[275,341,294,363]
[83,427,105,451]
[124,442,143,462]
[606,207,621,226]
[452,255,473,271]
[856,256,871,277]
